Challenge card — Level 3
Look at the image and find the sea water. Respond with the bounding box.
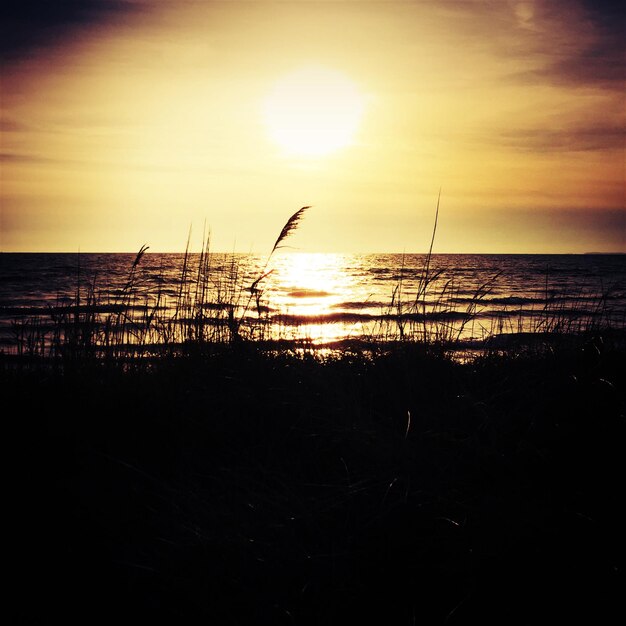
[1,252,625,352]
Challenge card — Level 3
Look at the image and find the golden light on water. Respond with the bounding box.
[262,66,366,157]
[270,252,353,314]
[267,252,368,343]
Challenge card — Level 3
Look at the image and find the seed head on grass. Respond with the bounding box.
[237,206,311,339]
[132,244,150,269]
[270,206,310,256]
[249,206,311,294]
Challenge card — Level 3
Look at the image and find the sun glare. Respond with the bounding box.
[262,66,365,157]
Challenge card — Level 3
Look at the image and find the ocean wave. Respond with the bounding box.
[287,289,332,298]
[1,304,127,316]
[273,310,474,326]
[331,300,387,310]
[451,296,542,305]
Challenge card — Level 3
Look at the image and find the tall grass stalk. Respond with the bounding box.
[235,206,311,343]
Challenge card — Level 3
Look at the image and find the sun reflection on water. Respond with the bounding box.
[264,252,370,343]
[2,253,624,354]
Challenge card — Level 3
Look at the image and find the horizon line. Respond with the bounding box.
[1,250,624,256]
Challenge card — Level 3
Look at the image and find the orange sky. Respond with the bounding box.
[1,0,624,253]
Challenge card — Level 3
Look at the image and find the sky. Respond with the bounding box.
[1,0,624,253]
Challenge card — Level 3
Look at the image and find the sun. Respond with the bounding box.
[262,66,365,157]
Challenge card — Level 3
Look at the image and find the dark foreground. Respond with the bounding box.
[5,338,624,624]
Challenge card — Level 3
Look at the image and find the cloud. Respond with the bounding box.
[434,1,624,89]
[0,151,91,166]
[0,118,32,132]
[498,122,626,153]
[0,152,44,163]
[525,0,625,87]
[0,0,147,60]
[580,0,625,29]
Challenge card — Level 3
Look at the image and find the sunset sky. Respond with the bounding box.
[1,0,624,253]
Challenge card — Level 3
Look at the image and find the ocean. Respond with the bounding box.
[1,252,625,353]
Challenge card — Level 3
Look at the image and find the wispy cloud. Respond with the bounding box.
[498,122,626,153]
[516,0,625,88]
[0,0,147,60]
[0,152,55,163]
[0,118,32,132]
